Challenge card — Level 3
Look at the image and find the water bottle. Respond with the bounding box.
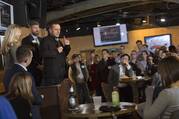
[68,85,77,109]
[112,87,120,107]
[132,70,136,80]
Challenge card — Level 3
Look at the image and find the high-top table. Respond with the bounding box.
[120,77,151,103]
[64,102,137,119]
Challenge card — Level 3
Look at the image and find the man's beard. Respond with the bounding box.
[32,32,39,36]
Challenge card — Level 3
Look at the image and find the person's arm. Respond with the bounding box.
[62,36,71,56]
[125,63,133,77]
[143,89,170,119]
[63,45,71,56]
[85,65,90,82]
[31,77,43,105]
[68,67,75,84]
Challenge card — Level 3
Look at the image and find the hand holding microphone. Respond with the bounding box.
[57,46,63,53]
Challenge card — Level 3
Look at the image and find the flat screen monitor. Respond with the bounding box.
[93,24,128,46]
[144,34,172,53]
[0,1,14,32]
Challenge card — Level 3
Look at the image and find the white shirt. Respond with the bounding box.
[76,63,84,80]
[119,64,131,77]
[31,34,40,45]
[15,63,27,71]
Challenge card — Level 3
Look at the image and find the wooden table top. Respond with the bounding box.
[120,76,151,83]
[64,102,136,118]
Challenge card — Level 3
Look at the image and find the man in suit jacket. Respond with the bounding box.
[3,46,42,119]
[22,21,42,86]
[108,54,133,102]
[41,23,71,86]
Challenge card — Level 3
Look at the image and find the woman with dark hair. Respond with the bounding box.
[143,56,179,119]
[6,72,34,119]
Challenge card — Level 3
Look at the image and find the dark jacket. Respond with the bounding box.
[22,34,42,86]
[96,58,115,83]
[3,64,42,119]
[130,62,142,76]
[9,96,32,119]
[40,35,71,85]
[108,64,133,86]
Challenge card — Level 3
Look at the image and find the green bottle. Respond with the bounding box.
[112,87,120,107]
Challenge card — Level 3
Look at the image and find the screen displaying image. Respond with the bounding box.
[100,26,121,42]
[144,34,172,53]
[93,24,128,46]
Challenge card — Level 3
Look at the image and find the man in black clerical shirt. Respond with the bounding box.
[41,23,71,86]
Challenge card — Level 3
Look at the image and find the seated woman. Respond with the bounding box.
[140,56,179,119]
[6,72,34,119]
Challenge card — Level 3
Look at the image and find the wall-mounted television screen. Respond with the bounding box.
[0,1,14,32]
[93,24,128,46]
[144,34,172,53]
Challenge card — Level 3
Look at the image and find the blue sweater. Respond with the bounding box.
[0,96,17,119]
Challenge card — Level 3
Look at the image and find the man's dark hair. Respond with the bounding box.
[49,22,60,29]
[30,21,39,26]
[143,44,148,48]
[120,54,130,60]
[16,46,32,63]
[169,45,177,53]
[90,50,95,54]
[120,45,125,48]
[136,40,142,44]
[102,49,109,53]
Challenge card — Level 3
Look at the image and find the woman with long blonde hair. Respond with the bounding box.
[6,72,34,119]
[2,24,21,70]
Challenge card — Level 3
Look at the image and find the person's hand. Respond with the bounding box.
[57,46,63,53]
[123,60,129,66]
[63,36,70,45]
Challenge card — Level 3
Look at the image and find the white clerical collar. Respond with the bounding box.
[15,63,28,71]
[31,34,38,39]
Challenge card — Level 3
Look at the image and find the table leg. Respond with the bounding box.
[130,83,139,103]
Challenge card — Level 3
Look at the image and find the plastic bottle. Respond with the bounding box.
[68,85,77,109]
[112,87,120,107]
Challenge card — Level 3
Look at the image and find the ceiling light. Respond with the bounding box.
[142,20,147,23]
[116,22,120,26]
[97,22,101,27]
[76,27,81,31]
[97,24,101,27]
[160,18,166,22]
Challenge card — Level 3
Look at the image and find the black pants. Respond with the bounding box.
[76,83,91,104]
